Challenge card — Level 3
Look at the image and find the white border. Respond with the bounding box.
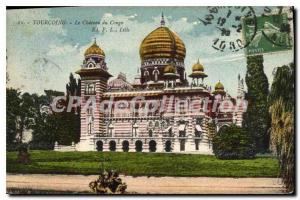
[1,1,299,200]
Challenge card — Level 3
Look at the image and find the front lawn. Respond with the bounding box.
[7,151,279,177]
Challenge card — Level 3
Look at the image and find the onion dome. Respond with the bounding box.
[215,81,224,90]
[139,14,186,61]
[192,59,204,72]
[163,64,178,79]
[189,59,207,79]
[164,64,176,74]
[213,81,226,95]
[84,39,105,57]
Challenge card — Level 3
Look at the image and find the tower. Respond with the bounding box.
[75,39,112,151]
[188,59,208,87]
[213,80,226,99]
[139,13,186,86]
[235,74,245,127]
[237,74,245,99]
[163,63,178,89]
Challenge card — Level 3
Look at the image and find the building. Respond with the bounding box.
[56,14,246,154]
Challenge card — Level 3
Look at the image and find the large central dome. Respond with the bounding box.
[138,14,187,86]
[139,19,186,61]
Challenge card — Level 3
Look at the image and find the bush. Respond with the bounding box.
[212,124,255,159]
[89,170,127,194]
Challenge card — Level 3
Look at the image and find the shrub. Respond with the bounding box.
[212,124,255,159]
[89,170,127,194]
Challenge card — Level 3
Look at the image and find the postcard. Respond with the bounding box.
[6,6,295,195]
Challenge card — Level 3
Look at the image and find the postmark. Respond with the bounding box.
[198,6,257,52]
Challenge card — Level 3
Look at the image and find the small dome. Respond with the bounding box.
[213,81,226,96]
[84,39,105,57]
[192,59,204,72]
[215,81,224,90]
[164,64,176,74]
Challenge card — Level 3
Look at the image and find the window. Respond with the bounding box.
[180,140,185,151]
[196,118,203,125]
[168,128,172,137]
[161,121,167,129]
[88,122,92,134]
[148,121,154,128]
[149,129,153,137]
[88,106,93,115]
[155,121,160,128]
[85,83,95,95]
[179,102,186,114]
[195,140,199,150]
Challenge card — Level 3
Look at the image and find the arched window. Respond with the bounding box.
[135,140,143,152]
[85,83,95,95]
[165,140,172,152]
[88,122,92,134]
[149,129,153,137]
[155,121,160,128]
[180,139,185,151]
[109,140,116,151]
[96,140,103,151]
[122,140,129,152]
[149,140,157,152]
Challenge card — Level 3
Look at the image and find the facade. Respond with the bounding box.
[61,15,246,154]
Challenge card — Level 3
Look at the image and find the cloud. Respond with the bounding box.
[7,8,76,94]
[6,7,294,98]
[47,44,79,56]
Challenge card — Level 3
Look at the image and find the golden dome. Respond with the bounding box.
[84,39,105,57]
[192,59,204,72]
[139,24,186,61]
[164,64,176,74]
[215,81,224,90]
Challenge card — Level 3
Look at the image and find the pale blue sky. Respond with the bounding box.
[6,7,294,96]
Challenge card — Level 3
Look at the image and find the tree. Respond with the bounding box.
[50,73,81,145]
[269,63,295,193]
[269,99,294,193]
[269,63,294,112]
[64,73,81,144]
[29,92,60,149]
[243,55,270,153]
[212,124,255,159]
[207,120,217,147]
[6,88,37,148]
[17,93,37,143]
[6,88,21,149]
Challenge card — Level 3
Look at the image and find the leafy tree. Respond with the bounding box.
[63,73,81,144]
[207,120,217,147]
[6,88,37,149]
[269,63,295,193]
[29,90,63,149]
[243,55,270,153]
[212,124,255,159]
[7,73,81,149]
[17,93,37,142]
[6,88,21,149]
[269,99,294,193]
[269,63,294,112]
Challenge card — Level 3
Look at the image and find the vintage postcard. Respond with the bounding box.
[6,6,295,195]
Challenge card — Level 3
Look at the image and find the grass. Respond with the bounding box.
[7,150,279,177]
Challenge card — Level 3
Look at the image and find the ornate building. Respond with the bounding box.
[61,15,246,154]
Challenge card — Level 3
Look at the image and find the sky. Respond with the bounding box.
[6,6,294,97]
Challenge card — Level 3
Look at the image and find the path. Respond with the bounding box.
[7,174,285,194]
